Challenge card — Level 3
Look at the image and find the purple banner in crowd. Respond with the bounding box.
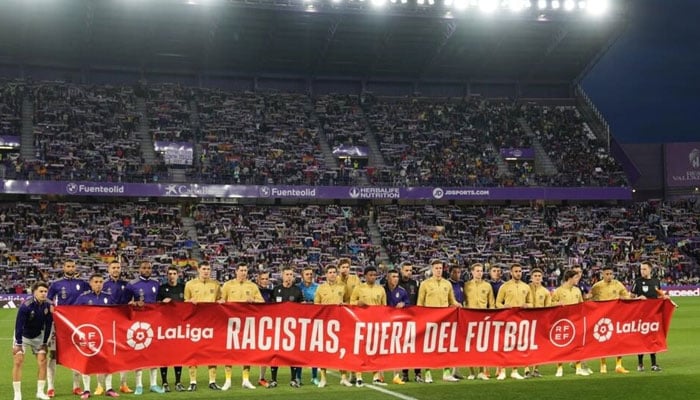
[0,180,632,200]
[665,142,700,187]
[0,135,20,149]
[500,148,535,160]
[154,141,193,165]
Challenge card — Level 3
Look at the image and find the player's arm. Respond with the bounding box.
[380,289,387,306]
[313,286,322,304]
[42,305,53,347]
[551,289,561,305]
[543,292,552,307]
[14,305,28,348]
[416,284,427,307]
[252,286,264,303]
[487,286,495,309]
[349,286,361,306]
[448,286,461,307]
[524,287,533,308]
[495,286,506,308]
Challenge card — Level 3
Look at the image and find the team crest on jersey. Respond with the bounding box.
[76,284,81,291]
[642,285,649,292]
[338,291,343,297]
[103,298,109,304]
[44,308,49,315]
[88,300,94,305]
[152,287,156,293]
[395,293,400,298]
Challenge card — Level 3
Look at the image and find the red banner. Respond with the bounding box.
[54,300,675,374]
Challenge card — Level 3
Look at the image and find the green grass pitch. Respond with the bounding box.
[2,297,699,399]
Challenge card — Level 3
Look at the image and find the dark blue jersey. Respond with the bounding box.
[385,285,410,308]
[103,278,129,305]
[14,297,52,345]
[450,279,465,304]
[259,286,274,303]
[490,279,504,298]
[48,276,89,305]
[75,291,113,306]
[125,276,160,304]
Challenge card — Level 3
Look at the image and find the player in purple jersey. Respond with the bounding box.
[101,260,133,394]
[12,282,52,400]
[46,259,89,397]
[124,261,165,395]
[75,274,119,399]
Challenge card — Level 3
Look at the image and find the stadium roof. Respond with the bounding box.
[0,0,628,84]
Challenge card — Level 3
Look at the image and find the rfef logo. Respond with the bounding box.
[127,321,154,350]
[72,324,104,357]
[549,319,576,348]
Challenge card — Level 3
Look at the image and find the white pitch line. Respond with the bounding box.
[327,371,420,400]
[363,382,420,400]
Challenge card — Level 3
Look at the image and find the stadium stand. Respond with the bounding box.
[1,200,697,294]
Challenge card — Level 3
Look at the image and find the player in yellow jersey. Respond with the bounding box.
[350,266,387,387]
[219,263,264,390]
[464,262,495,380]
[551,269,589,377]
[183,262,221,392]
[313,264,346,388]
[494,263,532,380]
[590,265,630,374]
[417,259,461,383]
[524,268,551,378]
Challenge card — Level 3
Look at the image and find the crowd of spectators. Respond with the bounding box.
[191,89,327,185]
[523,104,628,187]
[0,79,22,136]
[1,199,698,294]
[362,96,546,187]
[0,80,633,188]
[376,199,700,289]
[146,83,195,142]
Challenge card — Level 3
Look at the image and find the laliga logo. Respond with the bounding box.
[72,324,104,357]
[593,318,614,343]
[432,188,444,199]
[127,321,154,350]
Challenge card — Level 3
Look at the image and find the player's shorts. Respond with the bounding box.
[13,334,46,355]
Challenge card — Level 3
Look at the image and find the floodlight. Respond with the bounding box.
[444,0,454,6]
[417,0,425,5]
[371,0,387,6]
[537,0,547,9]
[401,0,408,4]
[332,0,342,3]
[428,0,435,5]
[551,0,560,9]
[390,0,397,3]
[479,0,498,13]
[454,0,468,10]
[508,0,525,12]
[578,0,587,9]
[587,0,608,15]
[564,0,575,10]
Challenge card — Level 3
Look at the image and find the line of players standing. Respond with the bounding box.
[12,257,667,400]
